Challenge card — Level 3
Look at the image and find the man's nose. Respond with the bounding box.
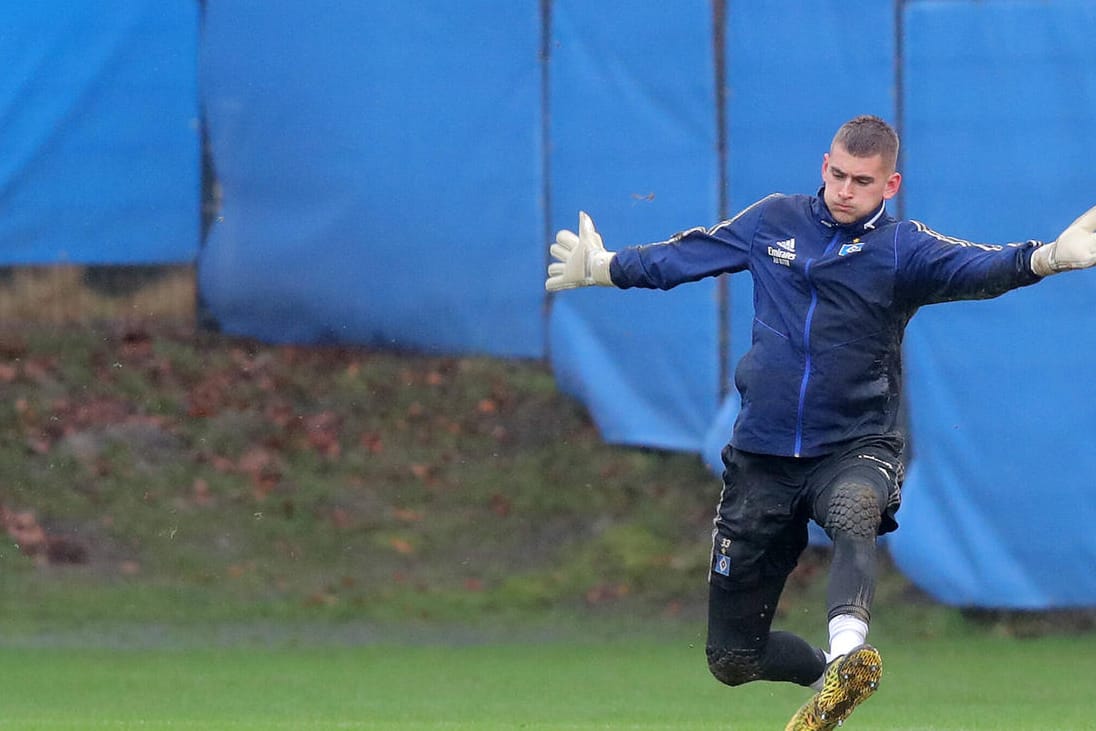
[840,180,854,197]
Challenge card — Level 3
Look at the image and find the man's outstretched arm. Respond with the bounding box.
[1031,205,1096,276]
[546,204,759,293]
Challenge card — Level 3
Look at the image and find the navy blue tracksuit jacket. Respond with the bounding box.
[609,192,1045,458]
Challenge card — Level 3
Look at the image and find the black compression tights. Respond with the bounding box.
[705,576,826,687]
[826,532,878,622]
[822,481,883,623]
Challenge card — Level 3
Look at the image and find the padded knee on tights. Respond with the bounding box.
[824,482,881,539]
[706,647,762,687]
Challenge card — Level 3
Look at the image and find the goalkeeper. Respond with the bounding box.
[545,115,1096,731]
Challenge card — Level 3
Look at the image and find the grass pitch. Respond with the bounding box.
[2,633,1093,730]
[3,328,1093,729]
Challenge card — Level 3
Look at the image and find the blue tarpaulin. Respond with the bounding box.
[197,2,545,357]
[888,0,1096,607]
[547,0,721,451]
[0,0,197,265]
[4,0,1095,608]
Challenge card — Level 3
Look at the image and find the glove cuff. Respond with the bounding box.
[589,251,615,286]
[1030,243,1058,277]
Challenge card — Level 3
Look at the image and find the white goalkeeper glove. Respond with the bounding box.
[545,211,616,292]
[1031,205,1096,276]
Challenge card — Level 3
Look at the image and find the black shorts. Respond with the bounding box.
[709,435,904,589]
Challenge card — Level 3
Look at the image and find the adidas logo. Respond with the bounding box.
[775,237,796,253]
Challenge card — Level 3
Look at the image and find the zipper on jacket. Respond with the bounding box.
[794,231,842,457]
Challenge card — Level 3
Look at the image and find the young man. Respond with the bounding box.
[545,115,1096,730]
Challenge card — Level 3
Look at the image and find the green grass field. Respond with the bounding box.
[3,633,1093,730]
[3,329,1094,730]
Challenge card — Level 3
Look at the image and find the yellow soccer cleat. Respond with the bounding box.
[784,644,882,731]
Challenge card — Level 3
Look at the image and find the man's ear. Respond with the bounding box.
[883,171,902,200]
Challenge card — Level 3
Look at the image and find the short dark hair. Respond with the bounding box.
[832,115,899,171]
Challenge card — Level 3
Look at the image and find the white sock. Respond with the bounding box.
[810,615,870,690]
[827,614,869,661]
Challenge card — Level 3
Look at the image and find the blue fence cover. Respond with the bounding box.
[887,0,1096,607]
[546,0,720,451]
[5,1,1096,608]
[0,0,197,265]
[197,2,545,356]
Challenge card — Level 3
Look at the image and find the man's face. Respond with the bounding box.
[821,143,901,224]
